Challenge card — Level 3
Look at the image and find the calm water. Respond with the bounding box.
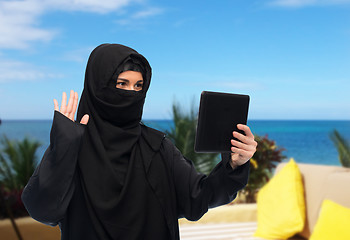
[0,119,349,167]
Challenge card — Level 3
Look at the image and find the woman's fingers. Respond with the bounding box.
[66,90,75,120]
[53,99,59,111]
[231,145,255,159]
[238,124,254,138]
[232,131,248,144]
[54,90,88,124]
[231,139,255,152]
[71,91,79,120]
[55,90,84,123]
[80,114,89,125]
[229,124,258,169]
[232,125,257,146]
[231,146,250,157]
[60,92,67,114]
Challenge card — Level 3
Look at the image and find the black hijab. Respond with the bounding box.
[76,44,152,238]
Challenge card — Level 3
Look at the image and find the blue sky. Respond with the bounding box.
[0,0,349,120]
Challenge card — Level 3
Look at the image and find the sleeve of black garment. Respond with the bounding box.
[21,111,85,226]
[169,140,250,221]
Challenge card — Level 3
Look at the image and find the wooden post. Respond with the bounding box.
[0,188,23,240]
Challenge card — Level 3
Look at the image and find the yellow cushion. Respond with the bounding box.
[310,199,350,240]
[254,158,305,239]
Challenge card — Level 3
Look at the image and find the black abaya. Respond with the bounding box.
[22,111,250,239]
[75,44,159,238]
[22,44,250,240]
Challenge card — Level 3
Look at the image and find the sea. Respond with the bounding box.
[0,119,350,167]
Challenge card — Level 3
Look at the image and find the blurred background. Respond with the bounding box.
[0,0,350,237]
[0,0,349,120]
[1,0,349,165]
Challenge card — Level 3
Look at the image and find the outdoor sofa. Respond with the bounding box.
[179,161,350,240]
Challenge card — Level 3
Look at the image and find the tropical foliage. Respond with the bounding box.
[165,101,220,175]
[330,130,350,168]
[238,135,286,203]
[165,101,287,203]
[0,135,41,219]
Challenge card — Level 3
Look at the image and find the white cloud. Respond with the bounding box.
[132,7,163,19]
[269,0,350,7]
[0,1,54,49]
[0,59,63,83]
[0,0,135,49]
[61,46,96,63]
[41,0,132,14]
[116,7,164,26]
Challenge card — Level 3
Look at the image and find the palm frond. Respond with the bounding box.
[0,154,17,191]
[165,100,219,175]
[0,135,41,191]
[330,130,350,167]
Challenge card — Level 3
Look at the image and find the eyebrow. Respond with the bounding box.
[117,78,143,82]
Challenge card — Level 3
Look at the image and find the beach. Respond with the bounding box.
[0,119,349,167]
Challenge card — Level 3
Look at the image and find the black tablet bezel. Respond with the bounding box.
[194,91,250,153]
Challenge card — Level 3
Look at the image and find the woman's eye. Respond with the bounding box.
[135,83,143,89]
[116,81,126,87]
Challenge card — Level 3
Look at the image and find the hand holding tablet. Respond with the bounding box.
[230,123,257,169]
[194,91,257,168]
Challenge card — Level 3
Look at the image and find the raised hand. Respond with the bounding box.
[53,90,89,125]
[230,124,257,169]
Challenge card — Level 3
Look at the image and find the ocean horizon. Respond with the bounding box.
[0,119,350,167]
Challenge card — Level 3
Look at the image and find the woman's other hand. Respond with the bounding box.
[230,124,257,169]
[53,90,89,125]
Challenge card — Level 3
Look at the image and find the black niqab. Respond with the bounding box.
[76,44,152,239]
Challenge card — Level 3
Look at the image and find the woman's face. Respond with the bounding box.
[116,71,144,91]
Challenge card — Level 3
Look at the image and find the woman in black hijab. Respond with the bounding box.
[22,44,257,240]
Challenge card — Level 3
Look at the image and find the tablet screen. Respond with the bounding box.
[194,91,250,153]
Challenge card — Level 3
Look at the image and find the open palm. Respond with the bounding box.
[53,90,89,125]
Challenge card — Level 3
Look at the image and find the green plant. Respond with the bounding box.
[330,130,350,168]
[0,135,41,191]
[238,135,286,203]
[164,101,286,202]
[0,187,24,240]
[165,101,219,175]
[0,135,41,219]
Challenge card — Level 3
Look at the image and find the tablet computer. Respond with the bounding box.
[194,91,250,153]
